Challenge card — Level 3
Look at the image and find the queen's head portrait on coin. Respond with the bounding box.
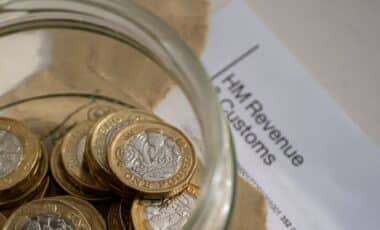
[109,122,197,198]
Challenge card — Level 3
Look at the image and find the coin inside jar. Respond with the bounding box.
[0,143,48,209]
[0,148,40,204]
[86,110,159,190]
[107,201,125,230]
[131,184,199,230]
[49,196,107,230]
[2,199,91,230]
[0,176,50,217]
[87,104,118,121]
[120,199,133,230]
[50,141,110,201]
[61,120,109,192]
[108,122,197,198]
[0,118,40,191]
[0,130,22,178]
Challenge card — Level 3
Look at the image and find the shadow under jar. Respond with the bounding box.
[0,0,236,229]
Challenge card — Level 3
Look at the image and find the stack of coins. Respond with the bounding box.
[50,120,111,201]
[1,107,201,230]
[108,199,133,230]
[107,121,197,199]
[85,110,161,196]
[2,196,106,229]
[0,118,49,216]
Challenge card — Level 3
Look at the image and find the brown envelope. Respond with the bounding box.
[231,177,267,230]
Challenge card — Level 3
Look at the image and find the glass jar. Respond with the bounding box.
[0,0,236,229]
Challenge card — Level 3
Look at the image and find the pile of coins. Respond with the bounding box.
[0,108,201,230]
[0,118,49,216]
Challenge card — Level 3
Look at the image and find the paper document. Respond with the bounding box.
[202,1,380,229]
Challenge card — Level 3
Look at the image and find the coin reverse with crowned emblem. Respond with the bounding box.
[108,122,197,198]
[132,184,199,230]
[87,110,159,178]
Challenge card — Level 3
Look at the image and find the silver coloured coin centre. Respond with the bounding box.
[123,131,182,181]
[76,136,87,166]
[0,130,23,178]
[22,213,74,230]
[145,192,196,230]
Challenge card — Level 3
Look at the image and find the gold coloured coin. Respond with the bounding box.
[3,198,91,230]
[191,158,204,187]
[132,184,199,230]
[86,109,159,182]
[0,117,40,191]
[1,175,50,217]
[50,196,107,230]
[0,143,48,208]
[108,122,197,198]
[107,201,131,230]
[0,146,41,201]
[87,104,118,121]
[61,120,109,192]
[50,142,111,201]
[84,141,133,197]
[0,212,6,229]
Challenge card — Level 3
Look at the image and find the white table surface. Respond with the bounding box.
[243,0,380,146]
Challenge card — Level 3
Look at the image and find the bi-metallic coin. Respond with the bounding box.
[49,196,107,230]
[61,120,109,192]
[50,141,110,201]
[3,199,91,230]
[131,184,199,230]
[0,118,40,192]
[86,110,159,193]
[108,122,197,198]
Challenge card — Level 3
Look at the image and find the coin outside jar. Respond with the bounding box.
[108,122,197,198]
[60,120,109,193]
[131,184,199,230]
[2,199,91,230]
[0,118,40,192]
